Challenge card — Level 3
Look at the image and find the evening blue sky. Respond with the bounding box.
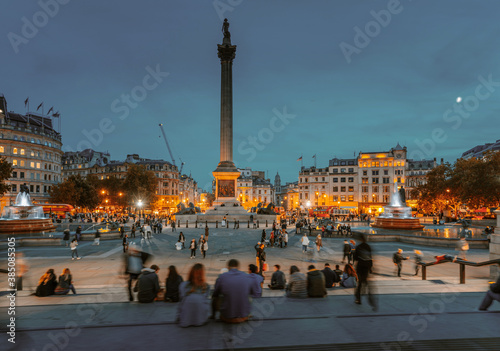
[1,0,500,190]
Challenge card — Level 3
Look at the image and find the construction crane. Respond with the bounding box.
[159,123,185,174]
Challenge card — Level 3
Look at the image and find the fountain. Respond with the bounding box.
[0,185,56,234]
[371,185,424,230]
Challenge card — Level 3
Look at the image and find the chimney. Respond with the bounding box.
[433,157,436,162]
[440,158,444,164]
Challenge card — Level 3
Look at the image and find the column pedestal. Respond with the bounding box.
[212,161,240,206]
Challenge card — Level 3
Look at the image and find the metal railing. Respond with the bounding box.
[419,258,500,284]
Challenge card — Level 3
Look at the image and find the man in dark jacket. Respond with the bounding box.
[136,265,160,303]
[268,264,286,289]
[307,265,326,297]
[393,249,409,277]
[322,263,338,288]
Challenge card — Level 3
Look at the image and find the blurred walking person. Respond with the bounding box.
[92,229,100,245]
[353,234,376,310]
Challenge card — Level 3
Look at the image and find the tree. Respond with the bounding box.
[0,157,13,196]
[412,164,454,214]
[413,153,500,214]
[50,175,99,210]
[91,176,127,209]
[122,164,158,208]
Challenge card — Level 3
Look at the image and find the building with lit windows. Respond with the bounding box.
[297,144,421,215]
[0,95,63,208]
[405,158,439,207]
[275,180,299,212]
[179,174,199,207]
[357,143,407,214]
[236,168,274,210]
[62,149,110,179]
[298,157,359,212]
[62,151,180,212]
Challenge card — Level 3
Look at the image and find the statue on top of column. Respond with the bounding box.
[222,18,231,40]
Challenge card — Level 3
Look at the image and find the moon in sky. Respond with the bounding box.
[456,97,462,103]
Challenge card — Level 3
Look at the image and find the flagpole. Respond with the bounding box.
[301,156,303,169]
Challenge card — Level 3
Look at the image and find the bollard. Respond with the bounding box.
[248,221,250,228]
[186,220,188,228]
[195,220,198,228]
[257,220,259,228]
[266,220,268,227]
[422,265,426,280]
[216,221,218,228]
[178,220,180,228]
[460,263,465,284]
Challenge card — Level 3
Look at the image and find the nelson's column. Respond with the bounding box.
[212,18,241,206]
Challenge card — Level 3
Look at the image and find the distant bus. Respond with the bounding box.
[309,207,332,218]
[41,204,75,218]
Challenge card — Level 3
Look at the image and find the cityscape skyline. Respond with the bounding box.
[2,1,500,188]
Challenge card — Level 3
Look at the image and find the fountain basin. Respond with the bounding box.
[0,218,56,234]
[371,217,424,230]
[0,189,56,234]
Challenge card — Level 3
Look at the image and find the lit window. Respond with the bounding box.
[31,151,34,156]
[37,163,41,169]
[13,148,18,154]
[13,160,17,166]
[20,149,25,155]
[20,160,25,167]
[0,146,3,153]
[30,162,35,168]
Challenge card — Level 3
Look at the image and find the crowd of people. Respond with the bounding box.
[30,213,500,325]
[119,254,376,327]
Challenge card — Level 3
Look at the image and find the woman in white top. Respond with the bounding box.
[301,234,310,253]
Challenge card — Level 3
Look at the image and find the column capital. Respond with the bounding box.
[217,44,237,62]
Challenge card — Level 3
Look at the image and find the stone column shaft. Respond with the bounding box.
[217,43,236,167]
[220,60,233,162]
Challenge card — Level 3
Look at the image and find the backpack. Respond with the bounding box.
[393,253,398,263]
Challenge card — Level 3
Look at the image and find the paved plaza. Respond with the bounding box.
[1,226,499,350]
